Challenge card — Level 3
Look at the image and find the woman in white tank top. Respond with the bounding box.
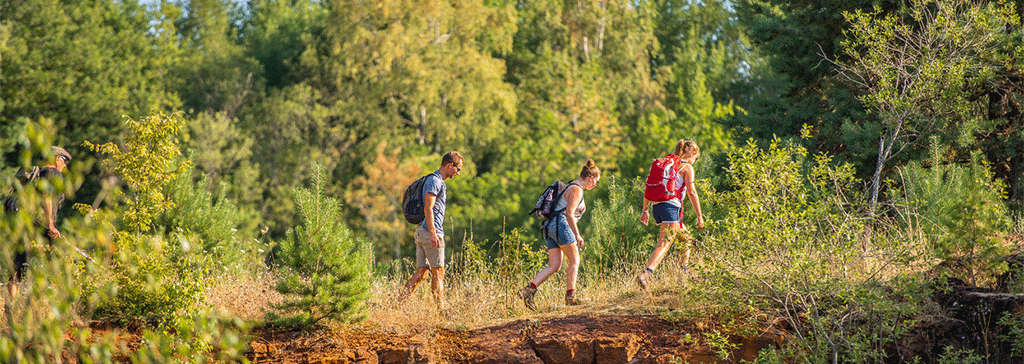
[518,159,601,309]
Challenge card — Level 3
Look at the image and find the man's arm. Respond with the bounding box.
[43,196,61,238]
[423,192,440,248]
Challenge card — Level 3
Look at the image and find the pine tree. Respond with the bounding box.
[274,164,370,326]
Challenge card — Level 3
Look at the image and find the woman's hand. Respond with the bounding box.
[576,235,585,249]
[640,210,649,226]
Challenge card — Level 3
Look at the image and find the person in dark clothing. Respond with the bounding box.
[5,146,71,299]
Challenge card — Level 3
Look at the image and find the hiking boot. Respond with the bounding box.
[636,270,653,291]
[565,290,581,306]
[518,285,538,311]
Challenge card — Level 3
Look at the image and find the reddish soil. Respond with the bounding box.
[246,314,786,364]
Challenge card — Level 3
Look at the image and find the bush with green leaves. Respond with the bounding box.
[272,163,371,327]
[895,138,1013,285]
[700,138,923,363]
[1,117,248,363]
[84,113,209,324]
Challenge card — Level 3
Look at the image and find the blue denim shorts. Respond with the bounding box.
[652,202,681,224]
[543,215,577,250]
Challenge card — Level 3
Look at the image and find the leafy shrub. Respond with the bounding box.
[1,117,248,363]
[85,113,209,324]
[700,138,921,363]
[272,163,371,326]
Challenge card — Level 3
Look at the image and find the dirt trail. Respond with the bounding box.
[246,314,785,364]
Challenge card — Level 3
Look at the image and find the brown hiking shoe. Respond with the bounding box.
[636,271,652,291]
[518,285,538,311]
[565,290,581,306]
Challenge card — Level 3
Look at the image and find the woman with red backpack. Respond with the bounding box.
[636,140,705,290]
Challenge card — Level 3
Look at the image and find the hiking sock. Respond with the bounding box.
[530,282,538,289]
[566,289,575,293]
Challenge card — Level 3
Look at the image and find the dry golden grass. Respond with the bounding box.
[359,252,709,333]
[204,269,286,322]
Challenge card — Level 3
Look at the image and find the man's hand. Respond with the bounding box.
[431,234,442,248]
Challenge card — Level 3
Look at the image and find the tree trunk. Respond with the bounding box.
[869,134,886,217]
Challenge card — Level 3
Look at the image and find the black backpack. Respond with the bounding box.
[4,167,41,213]
[528,181,576,220]
[401,174,438,224]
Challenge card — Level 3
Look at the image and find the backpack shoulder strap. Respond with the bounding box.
[554,181,582,211]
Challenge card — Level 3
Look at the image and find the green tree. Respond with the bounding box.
[1,0,181,153]
[274,164,371,326]
[836,0,1018,214]
[731,0,889,173]
[310,0,517,153]
[645,0,744,161]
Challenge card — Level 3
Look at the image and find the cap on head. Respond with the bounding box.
[51,146,71,162]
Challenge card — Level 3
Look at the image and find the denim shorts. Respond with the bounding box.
[543,215,577,250]
[652,202,681,224]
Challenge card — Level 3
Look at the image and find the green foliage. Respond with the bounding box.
[1,119,247,363]
[703,330,738,360]
[85,113,189,233]
[731,0,876,170]
[273,163,371,327]
[837,0,1019,212]
[586,176,657,270]
[998,311,1024,359]
[937,346,983,364]
[82,113,209,324]
[701,138,922,363]
[128,308,249,364]
[154,169,261,268]
[1,0,181,151]
[181,112,263,238]
[895,138,1013,284]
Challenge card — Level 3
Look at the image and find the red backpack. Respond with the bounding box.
[644,154,683,202]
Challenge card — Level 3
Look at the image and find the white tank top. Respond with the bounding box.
[555,184,586,219]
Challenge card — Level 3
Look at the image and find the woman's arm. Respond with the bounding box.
[640,198,651,226]
[681,165,704,229]
[563,185,584,242]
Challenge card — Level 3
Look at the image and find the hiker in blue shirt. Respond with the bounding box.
[399,151,464,308]
[636,140,704,290]
[518,159,601,310]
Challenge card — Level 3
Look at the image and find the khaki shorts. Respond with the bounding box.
[414,225,445,268]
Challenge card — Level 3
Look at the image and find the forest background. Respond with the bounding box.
[12,0,1024,265]
[5,0,1024,361]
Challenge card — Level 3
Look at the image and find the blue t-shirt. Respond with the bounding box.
[418,170,447,237]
